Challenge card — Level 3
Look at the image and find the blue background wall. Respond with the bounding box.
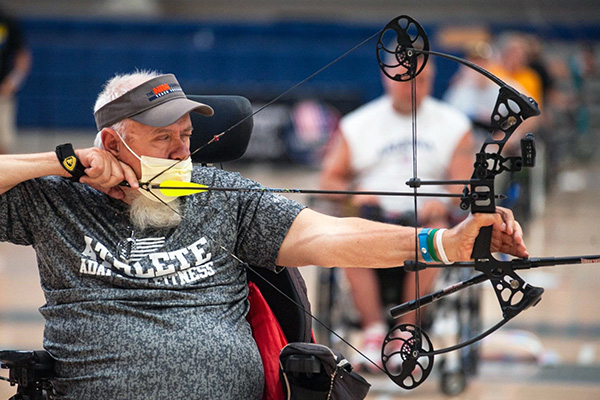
[16,17,600,129]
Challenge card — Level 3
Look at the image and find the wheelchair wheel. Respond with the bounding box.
[440,370,467,396]
[431,268,482,396]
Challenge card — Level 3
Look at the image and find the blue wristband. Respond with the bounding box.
[418,228,433,262]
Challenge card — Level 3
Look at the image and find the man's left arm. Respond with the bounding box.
[276,207,528,268]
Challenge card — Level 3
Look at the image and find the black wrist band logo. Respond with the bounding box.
[62,156,77,172]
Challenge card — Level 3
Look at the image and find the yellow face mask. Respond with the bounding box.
[116,131,193,203]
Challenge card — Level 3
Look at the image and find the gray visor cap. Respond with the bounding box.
[94,74,214,130]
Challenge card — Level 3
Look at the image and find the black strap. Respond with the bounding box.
[55,143,86,182]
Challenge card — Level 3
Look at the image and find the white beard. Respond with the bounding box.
[128,193,182,230]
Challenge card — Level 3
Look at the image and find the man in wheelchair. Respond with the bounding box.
[0,71,528,399]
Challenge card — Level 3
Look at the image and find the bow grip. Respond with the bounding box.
[471,225,493,261]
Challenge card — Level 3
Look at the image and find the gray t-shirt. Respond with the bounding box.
[0,166,305,399]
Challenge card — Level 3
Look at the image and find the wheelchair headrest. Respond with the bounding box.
[187,95,253,164]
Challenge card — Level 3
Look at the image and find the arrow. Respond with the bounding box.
[148,180,477,199]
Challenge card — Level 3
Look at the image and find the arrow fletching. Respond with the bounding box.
[155,180,208,197]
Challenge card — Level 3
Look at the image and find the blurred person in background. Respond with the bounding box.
[525,34,555,107]
[445,38,540,140]
[489,32,544,108]
[522,33,564,190]
[0,6,31,154]
[570,41,598,139]
[443,40,501,138]
[319,63,475,371]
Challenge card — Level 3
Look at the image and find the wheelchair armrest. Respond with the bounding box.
[0,350,53,370]
[0,350,55,385]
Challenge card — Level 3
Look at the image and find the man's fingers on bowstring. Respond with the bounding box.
[78,149,110,179]
[81,153,123,187]
[85,149,134,188]
[119,160,139,189]
[81,157,137,200]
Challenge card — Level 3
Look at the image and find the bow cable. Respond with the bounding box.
[410,61,424,347]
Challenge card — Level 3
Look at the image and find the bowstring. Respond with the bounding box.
[144,28,385,186]
[137,28,385,199]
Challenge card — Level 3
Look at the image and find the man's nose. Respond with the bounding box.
[170,138,191,160]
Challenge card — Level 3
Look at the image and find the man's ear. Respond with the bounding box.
[101,129,120,157]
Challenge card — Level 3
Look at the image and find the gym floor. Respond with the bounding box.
[1,131,599,399]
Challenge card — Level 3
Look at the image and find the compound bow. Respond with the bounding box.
[373,15,600,390]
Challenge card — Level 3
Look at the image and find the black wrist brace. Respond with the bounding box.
[55,143,86,182]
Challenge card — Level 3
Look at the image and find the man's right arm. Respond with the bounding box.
[0,148,138,198]
[0,152,70,195]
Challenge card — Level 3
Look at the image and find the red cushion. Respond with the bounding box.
[247,281,287,400]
